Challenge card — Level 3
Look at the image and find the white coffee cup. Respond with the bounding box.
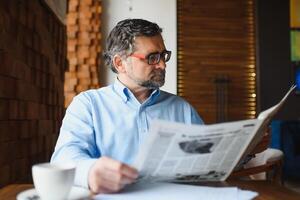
[32,162,76,200]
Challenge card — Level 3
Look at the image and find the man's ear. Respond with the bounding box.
[113,55,126,73]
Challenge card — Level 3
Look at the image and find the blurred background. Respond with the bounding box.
[0,0,299,192]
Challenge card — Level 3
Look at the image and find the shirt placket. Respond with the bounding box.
[138,105,148,143]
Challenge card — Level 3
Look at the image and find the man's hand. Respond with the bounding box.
[88,156,139,194]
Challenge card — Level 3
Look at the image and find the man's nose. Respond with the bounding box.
[155,59,166,70]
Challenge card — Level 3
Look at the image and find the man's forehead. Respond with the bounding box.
[133,35,165,52]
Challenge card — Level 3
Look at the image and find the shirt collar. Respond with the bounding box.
[113,78,130,102]
[113,78,161,103]
[148,89,160,104]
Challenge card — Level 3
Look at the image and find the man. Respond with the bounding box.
[51,19,203,193]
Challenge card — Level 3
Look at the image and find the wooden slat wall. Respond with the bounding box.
[177,0,256,124]
[65,0,102,107]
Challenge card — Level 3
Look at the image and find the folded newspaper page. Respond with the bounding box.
[239,85,296,165]
[133,85,296,182]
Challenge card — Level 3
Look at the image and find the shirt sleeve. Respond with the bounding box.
[179,96,204,125]
[51,92,100,188]
[190,105,205,125]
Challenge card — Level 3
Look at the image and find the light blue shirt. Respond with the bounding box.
[51,79,203,188]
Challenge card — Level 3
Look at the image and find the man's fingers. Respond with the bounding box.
[89,169,123,193]
[101,168,134,185]
[90,183,115,194]
[88,157,139,194]
[102,157,138,179]
[101,178,124,192]
[120,165,139,179]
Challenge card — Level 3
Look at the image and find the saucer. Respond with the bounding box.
[17,186,91,200]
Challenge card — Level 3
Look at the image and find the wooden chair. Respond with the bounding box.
[230,128,283,184]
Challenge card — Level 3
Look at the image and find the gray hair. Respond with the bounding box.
[103,19,162,73]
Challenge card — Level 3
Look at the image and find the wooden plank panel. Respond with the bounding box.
[177,0,256,124]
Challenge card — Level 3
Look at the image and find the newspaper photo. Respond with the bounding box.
[133,85,296,182]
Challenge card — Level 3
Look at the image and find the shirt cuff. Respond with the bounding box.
[74,159,98,188]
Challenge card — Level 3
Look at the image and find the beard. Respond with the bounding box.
[132,69,165,89]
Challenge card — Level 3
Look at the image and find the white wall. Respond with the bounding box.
[101,0,177,94]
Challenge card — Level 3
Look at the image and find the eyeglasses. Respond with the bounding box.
[130,50,172,65]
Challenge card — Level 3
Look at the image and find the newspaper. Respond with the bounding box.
[133,85,296,182]
[239,85,296,166]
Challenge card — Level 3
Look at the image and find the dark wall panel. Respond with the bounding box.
[257,0,300,120]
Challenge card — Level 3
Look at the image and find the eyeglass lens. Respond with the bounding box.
[148,51,171,65]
